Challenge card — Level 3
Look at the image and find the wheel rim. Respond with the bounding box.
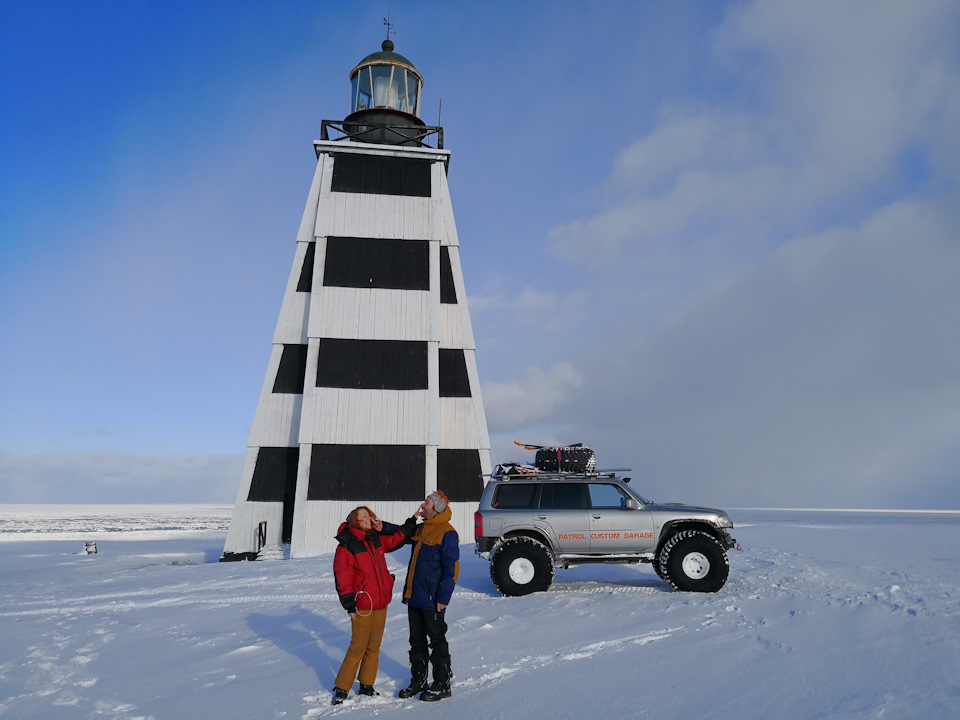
[508,557,536,584]
[681,551,710,579]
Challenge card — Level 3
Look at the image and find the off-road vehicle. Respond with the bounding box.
[474,447,736,596]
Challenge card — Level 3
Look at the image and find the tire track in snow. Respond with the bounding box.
[301,628,680,717]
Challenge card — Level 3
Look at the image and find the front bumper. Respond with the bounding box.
[721,529,737,550]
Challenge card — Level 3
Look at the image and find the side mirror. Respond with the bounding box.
[624,498,639,510]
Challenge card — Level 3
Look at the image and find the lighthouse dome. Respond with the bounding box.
[354,39,417,70]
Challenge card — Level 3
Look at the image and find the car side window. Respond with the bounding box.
[588,484,631,509]
[493,483,538,509]
[539,483,587,509]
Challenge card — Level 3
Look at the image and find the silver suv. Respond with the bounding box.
[474,469,736,596]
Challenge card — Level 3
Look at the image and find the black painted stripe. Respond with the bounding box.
[323,237,429,290]
[331,153,432,197]
[307,444,425,501]
[273,344,308,394]
[440,246,457,304]
[438,449,484,502]
[316,338,428,390]
[247,447,299,503]
[296,242,316,292]
[439,349,471,397]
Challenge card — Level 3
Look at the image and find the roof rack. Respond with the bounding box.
[487,469,632,482]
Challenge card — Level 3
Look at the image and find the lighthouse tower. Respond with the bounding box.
[222,39,491,560]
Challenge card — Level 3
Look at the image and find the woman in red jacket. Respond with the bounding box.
[331,506,415,705]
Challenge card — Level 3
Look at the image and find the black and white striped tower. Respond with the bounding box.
[222,39,491,560]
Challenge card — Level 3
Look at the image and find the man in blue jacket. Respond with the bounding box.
[398,490,459,702]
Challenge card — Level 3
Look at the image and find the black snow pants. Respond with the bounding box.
[407,605,451,683]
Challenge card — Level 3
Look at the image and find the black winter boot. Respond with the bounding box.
[358,684,379,696]
[398,660,428,699]
[419,681,451,702]
[419,662,452,701]
[331,687,348,705]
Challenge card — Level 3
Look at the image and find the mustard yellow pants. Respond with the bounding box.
[334,607,388,691]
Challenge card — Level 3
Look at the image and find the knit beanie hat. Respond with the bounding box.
[428,490,448,513]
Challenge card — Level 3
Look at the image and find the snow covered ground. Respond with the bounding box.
[1,506,958,719]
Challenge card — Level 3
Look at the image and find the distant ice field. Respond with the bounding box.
[0,504,232,541]
[2,504,957,542]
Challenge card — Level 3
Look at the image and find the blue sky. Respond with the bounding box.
[2,0,959,508]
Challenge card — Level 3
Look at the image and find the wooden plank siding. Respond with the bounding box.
[222,450,286,555]
[303,388,431,445]
[225,143,491,560]
[319,193,433,240]
[248,392,304,448]
[309,287,432,341]
[438,164,459,247]
[271,241,312,345]
[443,245,476,349]
[438,398,481,448]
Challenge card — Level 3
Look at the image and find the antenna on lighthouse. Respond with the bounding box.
[383,9,396,42]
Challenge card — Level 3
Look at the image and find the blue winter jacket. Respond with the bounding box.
[401,507,459,610]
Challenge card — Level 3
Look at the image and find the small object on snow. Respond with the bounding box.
[331,687,348,705]
[84,541,97,555]
[171,560,179,566]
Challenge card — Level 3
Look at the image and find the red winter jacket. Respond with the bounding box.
[333,519,415,614]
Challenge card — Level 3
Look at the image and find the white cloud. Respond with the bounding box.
[482,363,582,434]
[548,0,960,273]
[470,283,589,332]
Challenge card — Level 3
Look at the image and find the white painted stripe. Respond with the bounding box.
[438,397,480,448]
[244,344,303,447]
[321,193,432,240]
[248,392,303,448]
[438,166,460,247]
[272,241,312,345]
[301,388,431,445]
[295,156,325,245]
[444,245,476,348]
[309,286,432,340]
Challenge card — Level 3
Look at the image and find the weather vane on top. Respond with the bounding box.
[383,8,396,41]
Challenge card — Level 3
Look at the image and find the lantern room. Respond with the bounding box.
[349,39,423,118]
[342,39,428,146]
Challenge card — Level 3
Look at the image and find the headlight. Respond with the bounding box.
[716,515,734,528]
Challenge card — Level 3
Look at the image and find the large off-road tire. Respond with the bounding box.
[652,558,667,581]
[657,530,729,593]
[490,537,555,596]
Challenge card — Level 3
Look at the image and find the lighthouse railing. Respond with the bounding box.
[320,119,443,149]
